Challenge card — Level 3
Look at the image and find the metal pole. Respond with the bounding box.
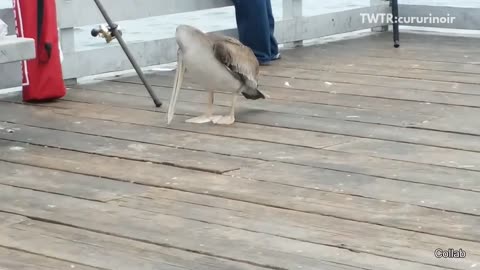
[392,0,400,48]
[92,0,162,107]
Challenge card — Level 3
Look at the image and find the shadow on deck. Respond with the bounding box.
[0,32,479,270]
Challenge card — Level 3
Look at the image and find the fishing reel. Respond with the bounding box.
[91,24,122,43]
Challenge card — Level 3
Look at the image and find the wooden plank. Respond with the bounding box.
[281,33,480,61]
[320,32,480,54]
[277,33,480,65]
[315,33,480,59]
[0,216,265,270]
[113,188,480,270]
[0,122,257,174]
[3,96,479,157]
[0,141,478,242]
[53,86,479,150]
[412,114,480,136]
[358,32,480,47]
[325,138,480,169]
[61,81,436,129]
[225,161,480,210]
[264,62,480,85]
[2,153,478,269]
[259,65,480,96]
[1,161,479,269]
[0,160,148,202]
[8,96,479,153]
[2,137,479,214]
[34,79,467,132]
[0,246,101,270]
[1,105,480,192]
[276,55,480,76]
[0,100,354,150]
[264,60,480,84]
[77,81,480,141]
[256,73,480,106]
[0,212,28,227]
[80,80,480,120]
[261,34,480,83]
[112,66,480,98]
[2,100,480,192]
[320,45,480,65]
[0,186,442,270]
[85,78,480,110]
[89,76,480,138]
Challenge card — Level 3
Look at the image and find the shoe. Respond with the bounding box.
[272,53,281,61]
[258,54,281,66]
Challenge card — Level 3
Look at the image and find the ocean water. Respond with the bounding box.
[1,0,479,51]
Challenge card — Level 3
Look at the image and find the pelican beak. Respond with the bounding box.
[167,50,185,125]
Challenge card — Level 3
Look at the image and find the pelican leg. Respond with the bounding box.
[211,92,237,125]
[185,90,216,124]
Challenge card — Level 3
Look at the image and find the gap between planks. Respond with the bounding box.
[2,112,480,194]
[1,99,479,176]
[4,89,480,152]
[84,79,480,111]
[0,195,428,270]
[109,68,480,98]
[0,245,105,270]
[0,139,479,243]
[0,213,274,270]
[1,101,480,194]
[0,181,476,269]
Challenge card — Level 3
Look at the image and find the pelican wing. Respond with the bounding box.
[209,35,259,89]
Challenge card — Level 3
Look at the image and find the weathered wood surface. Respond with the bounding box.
[0,246,101,270]
[1,105,480,194]
[0,212,266,270]
[0,160,148,201]
[1,32,479,269]
[1,139,479,242]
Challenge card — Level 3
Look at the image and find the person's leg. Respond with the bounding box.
[265,0,280,59]
[232,0,272,64]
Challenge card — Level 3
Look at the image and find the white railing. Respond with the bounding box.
[57,0,391,82]
[398,4,480,30]
[2,1,480,89]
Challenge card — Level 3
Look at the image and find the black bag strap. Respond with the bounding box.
[37,0,44,41]
[36,0,52,59]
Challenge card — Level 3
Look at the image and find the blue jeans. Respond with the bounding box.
[232,0,279,64]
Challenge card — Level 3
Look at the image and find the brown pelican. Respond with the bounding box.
[167,25,265,125]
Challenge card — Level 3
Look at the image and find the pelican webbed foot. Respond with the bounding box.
[211,115,235,125]
[185,90,218,124]
[185,115,216,124]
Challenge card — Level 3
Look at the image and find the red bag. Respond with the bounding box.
[13,0,66,102]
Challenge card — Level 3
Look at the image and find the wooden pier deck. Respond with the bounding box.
[0,32,479,270]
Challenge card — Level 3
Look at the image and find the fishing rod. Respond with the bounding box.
[91,0,162,108]
[392,0,400,48]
